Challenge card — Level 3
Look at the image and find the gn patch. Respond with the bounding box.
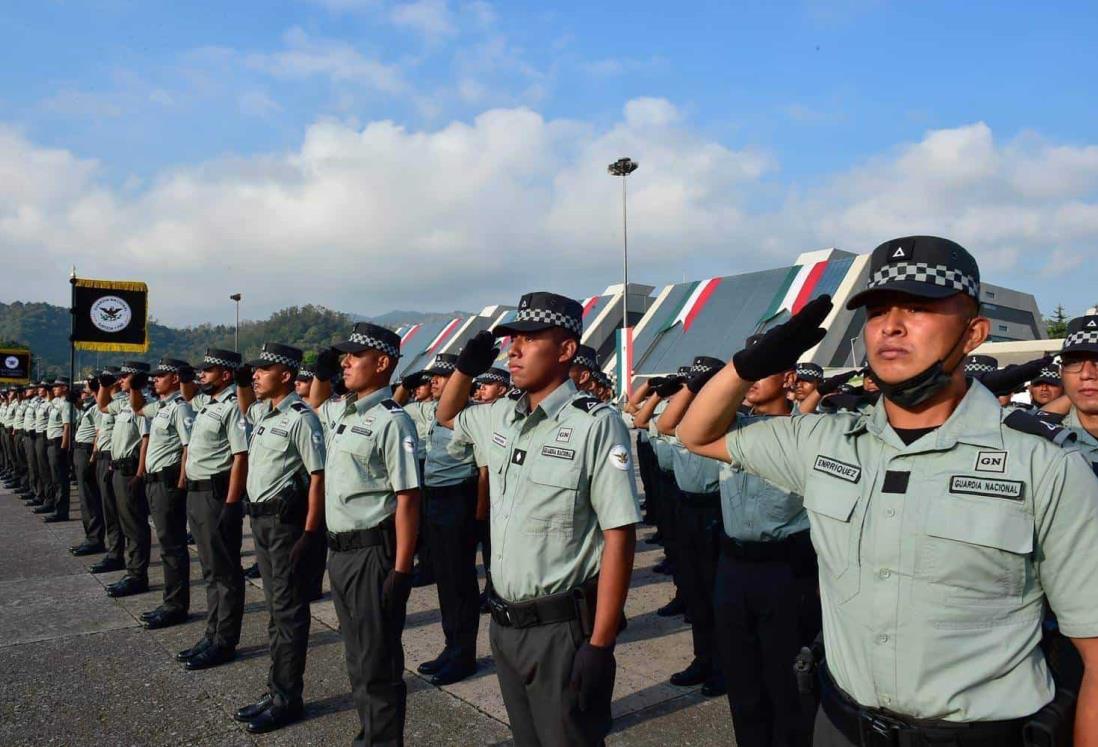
[974,450,1007,473]
[813,455,861,483]
[949,475,1024,501]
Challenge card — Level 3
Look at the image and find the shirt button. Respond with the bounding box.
[882,695,892,705]
[885,507,896,518]
[877,634,889,644]
[879,568,892,579]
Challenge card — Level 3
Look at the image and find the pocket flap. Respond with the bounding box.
[528,457,581,489]
[803,489,858,523]
[926,496,1033,554]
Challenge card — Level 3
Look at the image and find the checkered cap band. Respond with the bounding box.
[513,307,582,335]
[478,370,510,385]
[154,363,180,373]
[297,368,314,379]
[690,362,719,374]
[429,359,456,374]
[573,353,598,370]
[965,362,998,376]
[121,364,144,374]
[203,355,239,369]
[349,332,399,358]
[258,350,300,370]
[1065,330,1098,349]
[867,261,979,297]
[796,363,823,379]
[1035,366,1061,381]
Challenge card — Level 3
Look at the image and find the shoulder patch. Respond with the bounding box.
[1003,409,1076,447]
[572,396,608,416]
[382,398,403,413]
[290,401,310,413]
[507,388,524,401]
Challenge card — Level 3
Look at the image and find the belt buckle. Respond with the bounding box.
[488,596,513,627]
[860,713,900,747]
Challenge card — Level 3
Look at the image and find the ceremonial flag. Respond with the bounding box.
[662,277,721,332]
[0,349,31,384]
[616,327,634,397]
[426,318,462,353]
[759,260,829,322]
[71,277,149,352]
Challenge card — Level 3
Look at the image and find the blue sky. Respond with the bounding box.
[1,1,1096,324]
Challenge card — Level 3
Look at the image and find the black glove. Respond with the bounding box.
[457,331,499,377]
[654,377,683,398]
[289,529,318,568]
[178,366,195,384]
[568,642,616,712]
[218,500,244,528]
[314,348,341,381]
[381,569,413,615]
[129,372,149,390]
[400,373,422,391]
[233,364,254,388]
[98,372,116,387]
[978,355,1053,397]
[87,379,100,393]
[646,376,667,390]
[732,296,833,381]
[816,369,859,396]
[687,366,721,394]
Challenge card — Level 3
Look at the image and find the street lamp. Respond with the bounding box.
[230,293,242,352]
[608,157,638,394]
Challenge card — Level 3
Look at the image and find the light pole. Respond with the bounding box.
[230,293,242,352]
[608,157,638,394]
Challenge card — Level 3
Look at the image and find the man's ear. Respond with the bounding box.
[962,316,990,356]
[559,337,578,365]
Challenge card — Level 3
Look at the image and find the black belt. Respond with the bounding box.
[488,577,598,630]
[25,432,36,440]
[328,524,390,552]
[722,530,812,562]
[820,668,1025,747]
[111,457,139,474]
[74,443,94,452]
[48,437,62,446]
[186,471,231,492]
[245,501,283,517]
[145,466,180,485]
[679,490,720,508]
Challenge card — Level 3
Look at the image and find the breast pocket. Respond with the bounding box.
[916,494,1033,604]
[336,431,380,479]
[803,480,862,604]
[524,457,581,539]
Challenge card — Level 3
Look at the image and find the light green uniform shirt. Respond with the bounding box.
[22,397,38,431]
[34,397,50,433]
[718,413,808,541]
[451,379,642,603]
[647,400,674,472]
[1061,408,1098,469]
[74,401,98,444]
[11,401,24,431]
[140,392,194,473]
[95,392,124,453]
[670,442,721,494]
[405,399,476,487]
[321,388,420,533]
[107,397,148,460]
[246,393,326,503]
[405,398,431,461]
[723,381,1098,721]
[185,388,250,479]
[46,397,74,439]
[0,402,7,427]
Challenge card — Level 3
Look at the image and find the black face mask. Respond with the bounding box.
[199,382,217,395]
[868,321,972,409]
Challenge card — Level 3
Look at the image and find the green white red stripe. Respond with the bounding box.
[616,327,634,396]
[400,323,422,344]
[760,260,829,321]
[581,296,600,318]
[426,318,462,353]
[662,277,721,332]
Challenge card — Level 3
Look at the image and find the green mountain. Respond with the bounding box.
[0,301,356,381]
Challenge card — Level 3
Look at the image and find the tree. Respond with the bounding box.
[1045,304,1069,338]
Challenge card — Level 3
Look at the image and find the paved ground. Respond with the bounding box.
[0,480,734,746]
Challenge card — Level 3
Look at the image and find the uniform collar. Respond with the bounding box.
[162,391,183,404]
[847,380,1004,451]
[111,391,126,401]
[276,392,302,413]
[1064,408,1098,448]
[514,379,577,422]
[351,387,389,415]
[209,385,235,403]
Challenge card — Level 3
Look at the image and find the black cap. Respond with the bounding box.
[846,236,980,310]
[795,362,824,382]
[246,343,303,371]
[201,348,243,370]
[153,358,191,375]
[424,353,458,377]
[333,322,401,358]
[103,366,121,375]
[677,365,691,375]
[494,292,583,338]
[964,354,998,377]
[51,376,71,386]
[1031,363,1062,386]
[475,367,511,386]
[1062,316,1098,357]
[745,334,764,348]
[295,367,314,382]
[120,361,150,374]
[572,345,599,371]
[691,356,724,374]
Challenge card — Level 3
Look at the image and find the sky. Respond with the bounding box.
[1,0,1096,326]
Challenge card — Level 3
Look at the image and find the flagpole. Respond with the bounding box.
[69,267,77,387]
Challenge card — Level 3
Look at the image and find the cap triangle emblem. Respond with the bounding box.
[1087,320,1097,328]
[892,247,906,258]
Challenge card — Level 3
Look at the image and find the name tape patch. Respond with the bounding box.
[974,450,1007,473]
[351,425,373,437]
[270,427,289,437]
[492,432,508,448]
[949,476,1024,501]
[813,455,861,483]
[541,445,575,461]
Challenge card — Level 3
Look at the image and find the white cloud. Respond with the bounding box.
[238,90,282,117]
[390,0,456,41]
[246,27,406,94]
[2,105,1097,324]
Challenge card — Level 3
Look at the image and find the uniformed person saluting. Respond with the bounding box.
[42,376,76,523]
[131,358,195,630]
[31,381,56,515]
[231,343,325,734]
[307,323,421,746]
[70,378,106,556]
[176,348,250,671]
[89,368,127,574]
[678,236,1098,745]
[1037,316,1098,468]
[436,291,641,746]
[97,361,152,598]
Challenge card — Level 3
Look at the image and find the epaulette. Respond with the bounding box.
[1034,410,1065,425]
[290,401,311,413]
[1003,409,1076,447]
[381,398,404,413]
[572,396,609,416]
[507,388,524,401]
